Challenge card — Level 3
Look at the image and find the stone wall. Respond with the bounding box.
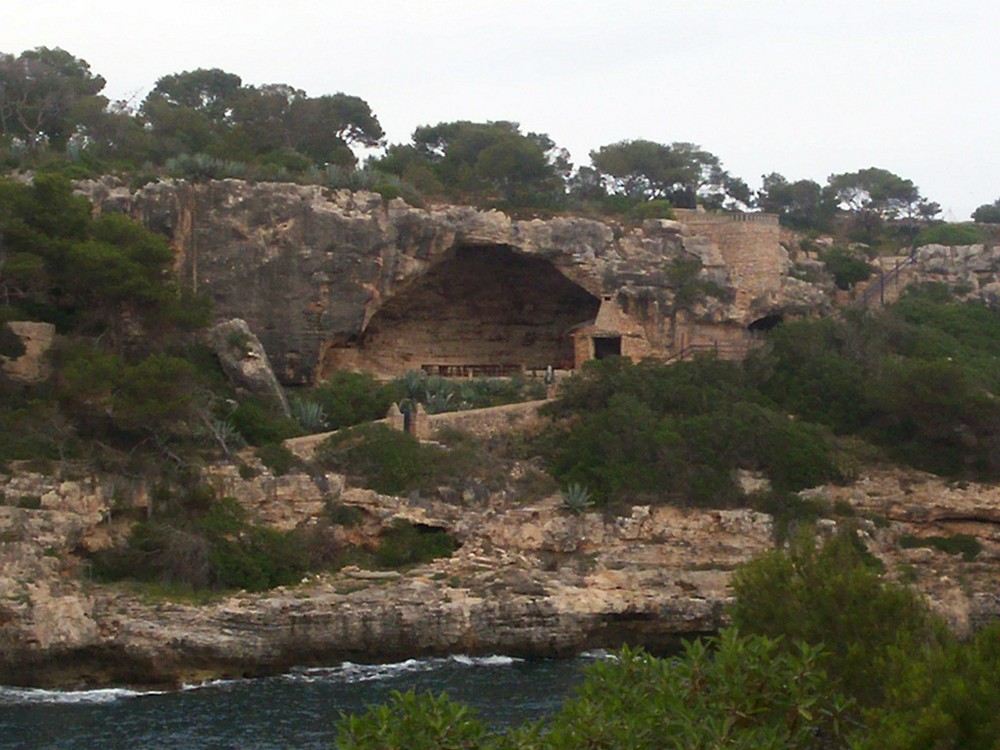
[674,209,787,314]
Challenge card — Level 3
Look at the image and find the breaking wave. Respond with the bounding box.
[0,685,166,705]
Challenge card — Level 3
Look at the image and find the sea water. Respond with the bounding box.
[0,654,600,749]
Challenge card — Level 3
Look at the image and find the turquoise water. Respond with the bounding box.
[0,655,597,749]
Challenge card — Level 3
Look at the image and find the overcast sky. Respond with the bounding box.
[4,0,996,219]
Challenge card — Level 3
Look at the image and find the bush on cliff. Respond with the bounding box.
[314,424,449,496]
[225,397,302,447]
[751,284,1000,479]
[335,631,853,750]
[91,489,308,592]
[536,356,840,507]
[307,370,402,430]
[729,526,943,710]
[374,519,458,569]
[0,175,224,467]
[317,422,503,497]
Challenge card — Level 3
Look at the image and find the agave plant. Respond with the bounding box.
[290,397,329,433]
[561,483,594,515]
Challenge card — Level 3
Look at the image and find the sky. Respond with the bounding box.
[3,0,997,220]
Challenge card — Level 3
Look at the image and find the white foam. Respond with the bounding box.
[180,677,242,692]
[283,654,522,684]
[0,685,165,705]
[578,649,617,661]
[449,654,521,667]
[2,654,530,701]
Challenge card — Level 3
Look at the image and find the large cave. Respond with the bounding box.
[322,245,601,378]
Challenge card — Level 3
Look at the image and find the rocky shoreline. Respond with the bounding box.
[2,459,999,690]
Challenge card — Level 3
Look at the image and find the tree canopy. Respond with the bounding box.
[589,139,751,209]
[972,197,1000,223]
[371,120,568,207]
[756,172,836,230]
[0,47,107,149]
[0,175,213,462]
[0,44,994,235]
[140,68,384,168]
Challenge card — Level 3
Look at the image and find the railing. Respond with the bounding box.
[672,209,779,225]
[855,250,919,309]
[420,363,523,378]
[664,340,755,364]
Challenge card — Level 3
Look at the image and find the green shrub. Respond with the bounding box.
[16,495,42,509]
[91,486,308,592]
[747,490,828,543]
[859,622,1000,750]
[208,523,308,591]
[539,357,839,507]
[751,287,1000,480]
[237,462,258,480]
[730,527,942,709]
[374,519,458,569]
[819,245,874,290]
[326,501,365,528]
[226,398,302,446]
[255,442,300,476]
[916,223,984,246]
[336,631,853,749]
[626,198,675,221]
[542,633,851,750]
[314,423,447,495]
[336,690,489,750]
[307,371,400,430]
[899,533,982,561]
[869,358,1000,476]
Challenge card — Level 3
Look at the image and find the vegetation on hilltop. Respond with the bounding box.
[3,45,995,248]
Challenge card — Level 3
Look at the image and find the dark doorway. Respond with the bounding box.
[593,336,622,359]
[748,314,784,333]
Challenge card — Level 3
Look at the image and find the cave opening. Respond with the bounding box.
[322,244,601,378]
[747,314,784,333]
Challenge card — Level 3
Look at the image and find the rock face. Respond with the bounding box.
[0,321,55,384]
[206,318,290,415]
[2,459,998,689]
[78,178,830,384]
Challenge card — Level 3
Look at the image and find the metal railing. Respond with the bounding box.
[664,340,755,364]
[855,250,920,309]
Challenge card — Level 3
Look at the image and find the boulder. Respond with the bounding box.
[207,318,290,416]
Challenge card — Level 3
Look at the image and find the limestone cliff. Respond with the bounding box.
[78,178,832,383]
[2,452,998,689]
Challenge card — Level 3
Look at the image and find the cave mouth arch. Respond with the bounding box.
[747,313,784,333]
[322,244,601,379]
